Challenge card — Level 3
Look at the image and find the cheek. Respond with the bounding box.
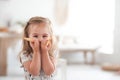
[29,41,33,48]
[43,37,49,40]
[29,35,33,38]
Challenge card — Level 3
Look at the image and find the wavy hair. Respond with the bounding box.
[18,16,58,62]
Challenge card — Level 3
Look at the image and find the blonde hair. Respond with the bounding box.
[18,16,57,62]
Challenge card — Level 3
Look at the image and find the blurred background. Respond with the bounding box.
[0,0,120,80]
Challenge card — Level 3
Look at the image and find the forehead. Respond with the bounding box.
[29,23,49,34]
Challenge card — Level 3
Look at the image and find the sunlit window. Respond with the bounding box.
[59,0,115,54]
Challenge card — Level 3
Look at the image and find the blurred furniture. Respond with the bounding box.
[101,63,120,71]
[0,27,9,32]
[58,35,98,64]
[0,32,21,76]
[56,58,67,80]
[59,46,97,64]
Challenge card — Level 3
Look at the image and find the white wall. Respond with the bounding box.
[114,0,120,55]
[59,0,120,64]
[97,0,120,64]
[0,0,56,27]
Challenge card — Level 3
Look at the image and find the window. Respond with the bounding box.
[60,0,115,54]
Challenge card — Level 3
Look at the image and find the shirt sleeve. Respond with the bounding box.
[20,51,32,64]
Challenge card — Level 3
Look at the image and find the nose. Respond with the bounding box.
[38,36,43,42]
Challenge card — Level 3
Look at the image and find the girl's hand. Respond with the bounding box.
[41,39,51,52]
[30,38,40,53]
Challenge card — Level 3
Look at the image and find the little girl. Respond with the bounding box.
[18,16,58,80]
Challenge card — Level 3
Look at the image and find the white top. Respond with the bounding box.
[20,51,58,80]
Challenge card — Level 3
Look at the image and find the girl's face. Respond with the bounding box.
[28,22,50,41]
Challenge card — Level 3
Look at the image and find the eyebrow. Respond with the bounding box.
[31,33,49,35]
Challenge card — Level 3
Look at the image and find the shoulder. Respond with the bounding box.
[20,51,32,64]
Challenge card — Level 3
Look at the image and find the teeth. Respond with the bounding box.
[24,38,33,42]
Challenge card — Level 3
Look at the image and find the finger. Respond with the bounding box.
[46,40,50,46]
[48,41,51,47]
[41,39,47,45]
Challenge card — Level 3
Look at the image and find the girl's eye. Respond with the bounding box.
[33,35,38,38]
[43,35,48,38]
